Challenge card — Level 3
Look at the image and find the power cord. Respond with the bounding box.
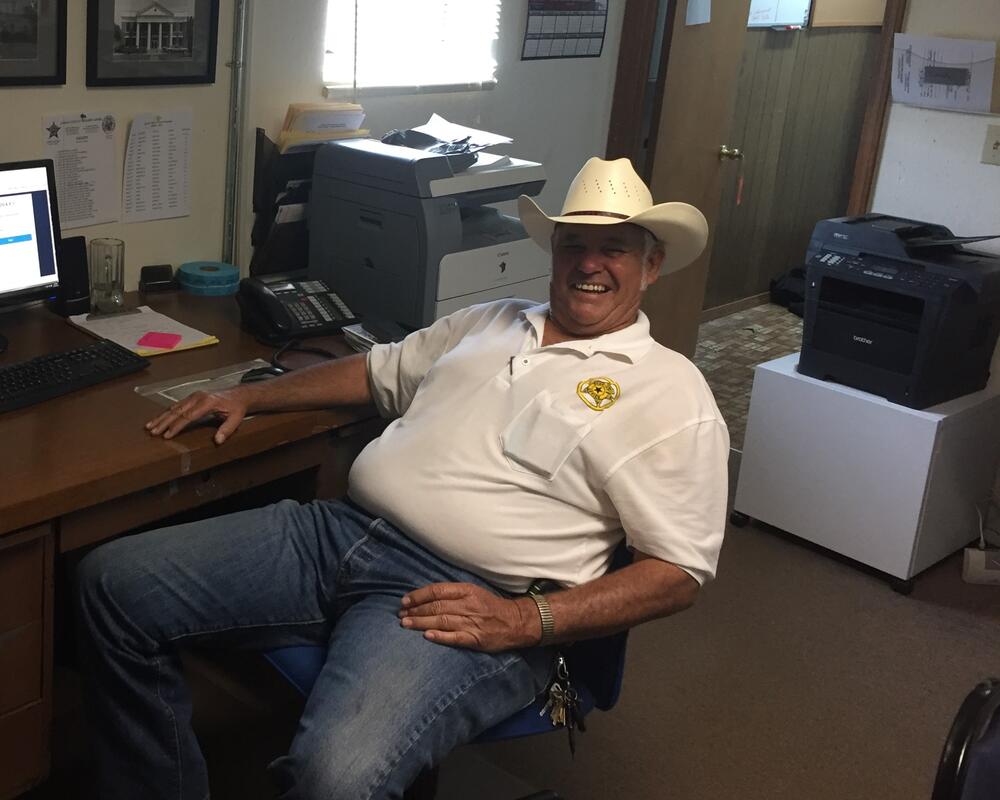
[975,501,1000,550]
[271,339,338,373]
[240,339,339,384]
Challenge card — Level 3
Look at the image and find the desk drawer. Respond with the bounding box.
[0,622,43,714]
[59,437,331,552]
[0,701,48,799]
[0,538,44,633]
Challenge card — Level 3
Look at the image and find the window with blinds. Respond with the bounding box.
[323,1,501,92]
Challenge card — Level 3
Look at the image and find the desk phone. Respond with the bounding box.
[236,274,358,341]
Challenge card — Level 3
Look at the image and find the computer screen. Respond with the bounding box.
[0,160,62,308]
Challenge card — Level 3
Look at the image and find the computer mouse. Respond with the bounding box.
[240,366,285,383]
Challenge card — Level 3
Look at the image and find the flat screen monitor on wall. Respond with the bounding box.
[748,0,813,27]
[0,160,63,352]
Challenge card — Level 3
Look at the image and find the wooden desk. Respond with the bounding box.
[0,293,379,798]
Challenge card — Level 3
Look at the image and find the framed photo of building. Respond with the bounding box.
[0,0,66,86]
[86,0,219,86]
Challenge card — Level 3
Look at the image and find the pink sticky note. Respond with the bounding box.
[137,331,183,350]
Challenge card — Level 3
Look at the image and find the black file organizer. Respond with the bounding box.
[249,128,316,276]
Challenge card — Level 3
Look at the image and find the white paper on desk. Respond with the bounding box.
[69,305,218,356]
[411,114,513,151]
[892,34,996,113]
[123,110,193,224]
[687,0,711,26]
[41,111,119,229]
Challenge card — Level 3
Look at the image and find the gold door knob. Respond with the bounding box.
[719,145,744,160]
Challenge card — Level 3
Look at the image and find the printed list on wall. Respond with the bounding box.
[521,0,608,60]
[123,111,193,224]
[41,112,119,230]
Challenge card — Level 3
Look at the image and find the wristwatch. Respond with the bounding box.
[527,589,556,647]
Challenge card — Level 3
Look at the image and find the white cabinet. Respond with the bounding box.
[733,355,1000,587]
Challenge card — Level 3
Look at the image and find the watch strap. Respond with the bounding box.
[527,590,556,647]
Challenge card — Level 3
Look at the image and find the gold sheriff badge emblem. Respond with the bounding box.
[576,377,621,411]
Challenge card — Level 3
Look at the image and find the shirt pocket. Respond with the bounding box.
[501,390,594,480]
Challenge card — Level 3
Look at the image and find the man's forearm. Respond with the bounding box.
[512,555,700,646]
[242,352,373,413]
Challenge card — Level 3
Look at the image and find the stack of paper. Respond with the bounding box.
[278,102,368,154]
[342,323,379,353]
[342,320,408,352]
[69,306,218,356]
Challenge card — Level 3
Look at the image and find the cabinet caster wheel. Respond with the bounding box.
[729,511,750,528]
[889,578,914,595]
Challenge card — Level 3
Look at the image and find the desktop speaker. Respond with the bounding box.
[53,236,90,317]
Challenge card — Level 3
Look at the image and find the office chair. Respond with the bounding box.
[932,678,1000,800]
[263,547,632,799]
[264,634,623,800]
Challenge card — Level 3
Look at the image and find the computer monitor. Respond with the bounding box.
[0,159,63,352]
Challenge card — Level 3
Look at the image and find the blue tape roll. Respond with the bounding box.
[179,279,240,296]
[178,261,240,286]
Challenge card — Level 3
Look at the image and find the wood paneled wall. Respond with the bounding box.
[704,27,880,310]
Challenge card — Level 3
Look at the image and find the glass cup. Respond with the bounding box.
[89,238,126,315]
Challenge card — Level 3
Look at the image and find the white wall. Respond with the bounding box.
[2,2,624,289]
[237,0,625,266]
[1,0,234,289]
[871,0,1000,385]
[871,0,1000,257]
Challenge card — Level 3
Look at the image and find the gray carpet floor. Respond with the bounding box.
[478,461,1000,799]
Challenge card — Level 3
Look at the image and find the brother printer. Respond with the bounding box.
[798,214,1000,409]
[307,138,548,330]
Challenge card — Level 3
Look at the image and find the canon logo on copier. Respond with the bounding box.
[852,335,873,345]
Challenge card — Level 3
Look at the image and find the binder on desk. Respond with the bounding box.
[68,306,219,356]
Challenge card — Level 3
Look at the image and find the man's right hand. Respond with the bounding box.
[146,388,252,445]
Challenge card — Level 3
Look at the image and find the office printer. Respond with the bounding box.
[307,138,548,330]
[798,214,1000,408]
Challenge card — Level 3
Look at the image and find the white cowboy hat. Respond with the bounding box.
[517,157,709,275]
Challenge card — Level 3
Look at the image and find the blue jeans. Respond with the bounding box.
[76,499,554,800]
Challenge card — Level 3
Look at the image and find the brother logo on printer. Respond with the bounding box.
[852,335,873,345]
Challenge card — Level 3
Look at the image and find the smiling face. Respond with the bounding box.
[544,222,664,344]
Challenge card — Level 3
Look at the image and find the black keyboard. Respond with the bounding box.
[0,338,150,414]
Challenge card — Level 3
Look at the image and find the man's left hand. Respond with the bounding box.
[399,583,541,652]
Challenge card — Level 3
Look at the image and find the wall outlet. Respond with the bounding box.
[962,546,1000,585]
[982,124,1000,167]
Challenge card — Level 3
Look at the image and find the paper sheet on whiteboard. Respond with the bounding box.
[891,34,996,113]
[748,0,812,27]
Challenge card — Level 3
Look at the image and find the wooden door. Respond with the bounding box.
[704,26,883,311]
[640,0,752,356]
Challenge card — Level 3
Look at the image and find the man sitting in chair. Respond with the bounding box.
[77,157,729,800]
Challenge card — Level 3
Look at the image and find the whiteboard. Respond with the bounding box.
[748,0,812,27]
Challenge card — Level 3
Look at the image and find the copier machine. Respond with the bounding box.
[798,214,1000,409]
[307,138,549,330]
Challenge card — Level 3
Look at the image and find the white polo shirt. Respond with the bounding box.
[348,299,729,594]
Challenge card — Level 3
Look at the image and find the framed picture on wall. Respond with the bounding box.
[86,0,219,87]
[0,0,67,86]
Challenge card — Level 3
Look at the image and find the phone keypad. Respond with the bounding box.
[274,278,356,334]
[328,293,353,319]
[307,295,334,323]
[289,301,322,328]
